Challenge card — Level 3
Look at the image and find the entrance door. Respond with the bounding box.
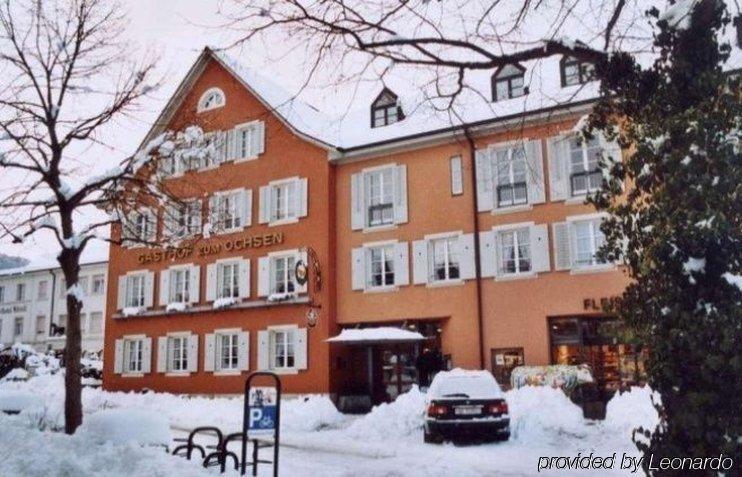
[380,344,418,401]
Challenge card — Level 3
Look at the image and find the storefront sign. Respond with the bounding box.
[137,232,284,264]
[582,296,619,311]
[0,305,27,315]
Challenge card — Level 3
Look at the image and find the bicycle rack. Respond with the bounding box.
[172,426,223,461]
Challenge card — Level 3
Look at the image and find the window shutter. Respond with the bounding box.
[189,266,200,304]
[479,231,497,278]
[144,272,155,308]
[450,156,463,195]
[296,328,308,370]
[412,240,429,285]
[599,133,623,183]
[238,331,250,371]
[225,129,236,161]
[296,251,308,294]
[191,201,203,235]
[351,247,365,291]
[526,139,546,204]
[297,178,308,218]
[117,276,126,310]
[146,210,157,243]
[393,165,408,224]
[547,136,569,201]
[187,335,199,373]
[217,131,228,164]
[239,259,251,299]
[530,224,551,273]
[114,339,124,374]
[257,330,270,370]
[257,257,270,297]
[242,189,253,227]
[552,222,572,270]
[350,173,365,230]
[208,196,218,230]
[394,242,409,286]
[141,338,152,373]
[163,203,177,239]
[206,264,217,302]
[475,148,494,212]
[494,231,504,276]
[157,337,167,373]
[159,270,170,306]
[459,233,476,280]
[204,333,216,372]
[253,121,265,156]
[258,186,270,224]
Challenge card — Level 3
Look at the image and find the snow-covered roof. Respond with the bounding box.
[326,327,426,344]
[0,244,109,277]
[141,1,742,155]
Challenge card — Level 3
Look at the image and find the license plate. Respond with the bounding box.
[454,405,481,415]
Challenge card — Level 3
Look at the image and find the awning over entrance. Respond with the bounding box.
[326,327,425,345]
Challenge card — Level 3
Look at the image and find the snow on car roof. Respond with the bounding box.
[428,368,504,400]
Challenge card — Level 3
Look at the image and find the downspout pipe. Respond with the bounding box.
[463,127,486,370]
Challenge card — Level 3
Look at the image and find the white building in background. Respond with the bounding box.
[0,258,108,353]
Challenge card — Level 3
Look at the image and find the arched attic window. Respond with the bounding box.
[491,63,527,101]
[197,87,226,113]
[371,88,404,128]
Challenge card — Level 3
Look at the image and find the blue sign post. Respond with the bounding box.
[241,372,281,477]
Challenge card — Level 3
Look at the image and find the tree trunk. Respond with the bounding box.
[60,249,83,434]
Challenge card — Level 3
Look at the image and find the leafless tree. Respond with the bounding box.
[218,0,659,118]
[0,0,201,433]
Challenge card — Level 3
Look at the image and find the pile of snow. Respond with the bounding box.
[346,386,426,440]
[79,409,171,446]
[282,395,346,432]
[1,368,29,382]
[0,390,42,413]
[604,386,660,435]
[0,415,210,477]
[505,386,587,441]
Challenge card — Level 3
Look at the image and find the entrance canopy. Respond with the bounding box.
[326,327,425,345]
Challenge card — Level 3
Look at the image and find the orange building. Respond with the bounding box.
[103,47,638,406]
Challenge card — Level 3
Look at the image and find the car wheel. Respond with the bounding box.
[424,431,443,444]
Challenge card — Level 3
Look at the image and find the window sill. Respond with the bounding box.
[213,226,246,236]
[113,296,310,319]
[234,155,259,164]
[570,264,616,275]
[362,224,397,234]
[122,373,144,378]
[425,279,465,288]
[214,370,242,376]
[268,217,299,227]
[495,272,537,282]
[165,372,191,377]
[493,204,532,215]
[565,196,589,206]
[363,286,398,294]
[268,368,299,375]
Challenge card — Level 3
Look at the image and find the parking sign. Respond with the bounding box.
[248,386,278,435]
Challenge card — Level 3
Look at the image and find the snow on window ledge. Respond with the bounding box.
[122,307,145,317]
[213,297,238,310]
[165,302,188,313]
[267,292,297,303]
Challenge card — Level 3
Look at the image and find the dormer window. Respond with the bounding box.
[492,63,527,101]
[560,56,595,87]
[371,89,404,128]
[197,87,225,113]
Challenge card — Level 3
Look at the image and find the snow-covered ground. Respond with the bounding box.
[0,374,659,476]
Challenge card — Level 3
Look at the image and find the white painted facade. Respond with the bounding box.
[0,261,108,353]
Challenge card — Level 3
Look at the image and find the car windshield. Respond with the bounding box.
[430,375,502,399]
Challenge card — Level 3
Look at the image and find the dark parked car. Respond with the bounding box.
[424,369,510,443]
